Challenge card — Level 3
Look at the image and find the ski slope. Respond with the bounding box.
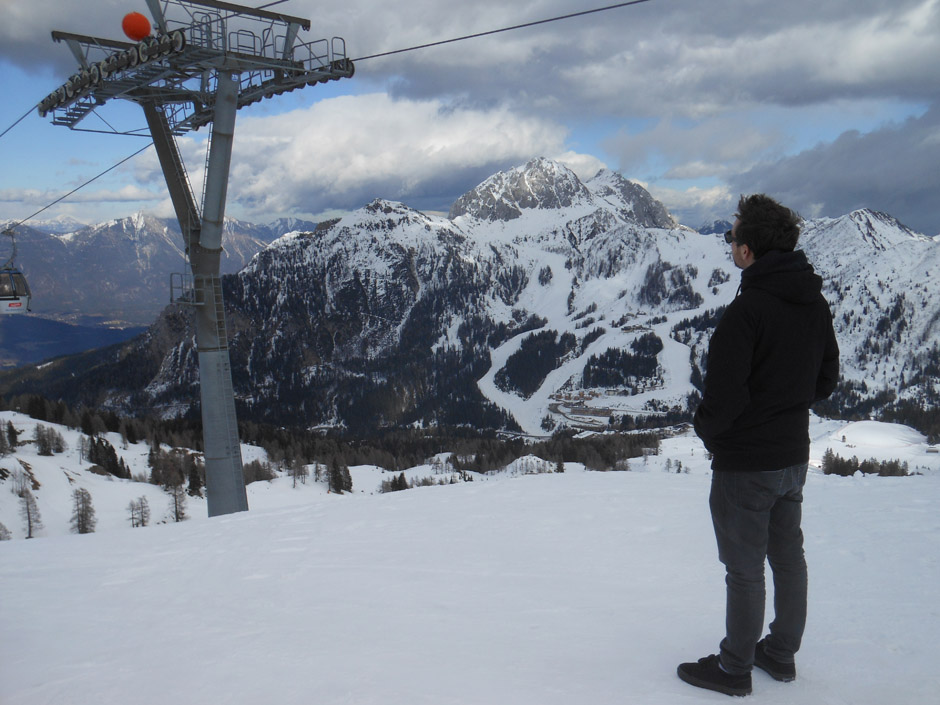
[1,414,939,704]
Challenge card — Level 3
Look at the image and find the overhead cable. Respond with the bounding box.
[6,142,152,230]
[3,0,656,224]
[0,104,37,141]
[354,0,654,62]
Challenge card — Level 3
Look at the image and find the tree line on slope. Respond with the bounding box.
[0,393,662,539]
[821,449,910,477]
[2,394,662,482]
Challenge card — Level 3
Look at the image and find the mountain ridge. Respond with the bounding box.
[2,160,938,438]
[3,213,314,327]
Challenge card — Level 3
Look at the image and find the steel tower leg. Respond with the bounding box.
[193,72,248,517]
[142,103,201,250]
[142,72,248,518]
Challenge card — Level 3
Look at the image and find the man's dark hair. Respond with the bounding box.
[735,194,801,258]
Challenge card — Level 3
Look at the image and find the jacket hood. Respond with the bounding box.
[740,249,823,304]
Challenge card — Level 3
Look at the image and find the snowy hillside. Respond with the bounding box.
[1,411,938,704]
[2,408,937,542]
[801,210,940,393]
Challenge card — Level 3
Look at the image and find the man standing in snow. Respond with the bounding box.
[678,194,839,696]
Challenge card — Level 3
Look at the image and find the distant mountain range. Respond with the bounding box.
[1,214,316,327]
[2,158,938,437]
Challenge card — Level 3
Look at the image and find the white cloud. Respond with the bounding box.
[1,0,938,233]
[603,117,783,182]
[728,105,940,236]
[553,151,606,182]
[646,184,735,230]
[0,185,159,204]
[225,93,583,219]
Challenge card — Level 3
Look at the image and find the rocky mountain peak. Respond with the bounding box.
[697,219,733,235]
[356,199,445,235]
[846,209,928,247]
[265,217,318,238]
[585,170,676,229]
[364,198,413,216]
[448,157,593,222]
[803,208,930,257]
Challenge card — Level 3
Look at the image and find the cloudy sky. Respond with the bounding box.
[0,0,938,234]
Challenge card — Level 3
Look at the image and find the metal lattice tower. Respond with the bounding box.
[41,0,354,517]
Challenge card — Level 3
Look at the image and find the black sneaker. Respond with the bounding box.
[677,654,752,697]
[754,639,796,682]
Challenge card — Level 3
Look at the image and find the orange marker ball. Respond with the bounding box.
[122,12,152,41]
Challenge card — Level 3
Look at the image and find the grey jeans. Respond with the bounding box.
[709,464,808,675]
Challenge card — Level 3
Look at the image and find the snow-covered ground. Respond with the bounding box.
[1,411,939,704]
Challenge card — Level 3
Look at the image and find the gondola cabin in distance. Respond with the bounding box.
[1,229,30,313]
[0,270,30,313]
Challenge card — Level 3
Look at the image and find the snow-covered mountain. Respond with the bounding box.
[450,158,675,230]
[261,216,319,236]
[151,159,724,431]
[698,218,733,235]
[4,159,938,437]
[801,210,940,398]
[3,213,308,326]
[5,214,88,234]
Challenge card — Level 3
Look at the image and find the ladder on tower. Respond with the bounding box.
[205,274,241,460]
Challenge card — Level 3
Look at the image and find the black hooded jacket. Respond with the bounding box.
[693,249,839,472]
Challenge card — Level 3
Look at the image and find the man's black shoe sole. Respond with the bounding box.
[677,665,752,697]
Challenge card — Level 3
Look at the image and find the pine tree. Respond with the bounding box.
[80,410,97,437]
[19,488,43,539]
[290,457,309,488]
[10,467,29,497]
[34,425,51,455]
[381,471,410,493]
[70,488,97,534]
[328,459,342,493]
[187,457,203,497]
[26,395,48,421]
[169,485,188,522]
[0,521,11,541]
[7,420,19,448]
[328,459,353,494]
[32,425,65,456]
[821,448,835,475]
[128,496,151,527]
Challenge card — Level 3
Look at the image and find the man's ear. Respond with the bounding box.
[740,244,756,267]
